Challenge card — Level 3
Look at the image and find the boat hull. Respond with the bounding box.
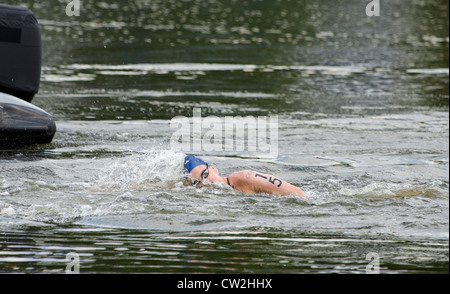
[0,92,56,148]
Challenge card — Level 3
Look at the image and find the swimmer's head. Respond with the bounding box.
[183,155,221,185]
[184,155,207,174]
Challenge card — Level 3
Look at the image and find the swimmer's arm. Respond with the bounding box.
[229,170,307,198]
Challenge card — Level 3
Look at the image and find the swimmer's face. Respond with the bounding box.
[187,164,219,185]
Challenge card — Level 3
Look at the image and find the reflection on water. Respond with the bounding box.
[1,226,447,274]
[0,0,448,273]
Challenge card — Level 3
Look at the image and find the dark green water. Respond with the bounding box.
[0,0,448,274]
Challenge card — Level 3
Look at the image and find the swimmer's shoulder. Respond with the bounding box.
[228,170,254,181]
[227,170,255,193]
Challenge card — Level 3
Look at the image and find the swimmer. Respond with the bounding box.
[184,155,307,198]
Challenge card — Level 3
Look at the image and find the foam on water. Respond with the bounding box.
[94,148,185,191]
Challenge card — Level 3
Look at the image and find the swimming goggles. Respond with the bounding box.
[192,163,210,185]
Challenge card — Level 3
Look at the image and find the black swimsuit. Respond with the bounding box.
[227,177,232,186]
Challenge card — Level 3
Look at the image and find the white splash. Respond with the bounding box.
[95,148,185,190]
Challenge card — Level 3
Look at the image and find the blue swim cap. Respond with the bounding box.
[184,155,208,174]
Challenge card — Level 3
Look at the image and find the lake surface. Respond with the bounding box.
[1,0,448,274]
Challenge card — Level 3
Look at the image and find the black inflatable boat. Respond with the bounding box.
[0,4,56,148]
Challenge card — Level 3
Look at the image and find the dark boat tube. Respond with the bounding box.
[1,4,56,148]
[0,92,56,148]
[0,4,41,103]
